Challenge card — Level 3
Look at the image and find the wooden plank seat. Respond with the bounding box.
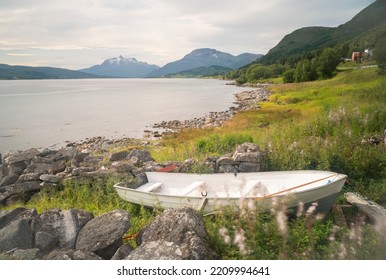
[142,182,163,192]
[182,181,205,196]
[242,180,269,197]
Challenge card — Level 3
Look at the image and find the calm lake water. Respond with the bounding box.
[0,78,243,153]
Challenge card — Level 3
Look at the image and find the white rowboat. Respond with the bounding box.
[114,170,347,214]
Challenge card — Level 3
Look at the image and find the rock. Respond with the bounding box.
[31,208,94,249]
[44,248,103,260]
[109,151,129,162]
[137,208,217,260]
[233,152,261,163]
[18,173,40,182]
[235,142,261,153]
[34,231,59,253]
[76,210,130,259]
[24,162,52,175]
[126,240,183,260]
[0,181,41,205]
[0,219,33,252]
[71,166,96,176]
[0,208,37,229]
[216,156,238,165]
[111,244,134,260]
[0,174,19,187]
[111,162,135,173]
[128,150,153,163]
[238,162,261,172]
[4,148,40,166]
[73,152,90,164]
[11,248,41,260]
[39,174,61,183]
[49,160,66,174]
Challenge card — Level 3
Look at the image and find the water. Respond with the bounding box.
[0,78,243,153]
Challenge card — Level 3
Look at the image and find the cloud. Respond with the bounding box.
[0,0,376,68]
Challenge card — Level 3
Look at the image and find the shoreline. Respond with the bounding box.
[147,85,271,138]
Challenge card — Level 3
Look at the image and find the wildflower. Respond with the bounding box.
[296,201,304,217]
[306,202,318,217]
[276,210,288,236]
[219,227,231,245]
[234,228,250,255]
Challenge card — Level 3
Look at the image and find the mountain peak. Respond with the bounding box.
[80,56,160,78]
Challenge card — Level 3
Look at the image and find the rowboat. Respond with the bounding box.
[114,170,347,214]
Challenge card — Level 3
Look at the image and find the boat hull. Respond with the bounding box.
[114,170,347,214]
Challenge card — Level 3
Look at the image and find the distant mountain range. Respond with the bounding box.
[0,64,99,80]
[79,55,160,78]
[78,49,262,78]
[147,48,262,77]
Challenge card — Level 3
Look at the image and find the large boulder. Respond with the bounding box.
[31,208,94,249]
[0,181,41,205]
[75,210,130,259]
[44,248,103,260]
[133,208,217,260]
[0,219,33,252]
[126,240,184,260]
[0,207,37,229]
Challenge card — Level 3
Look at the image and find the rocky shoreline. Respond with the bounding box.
[148,85,271,137]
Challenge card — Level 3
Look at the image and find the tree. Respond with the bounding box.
[315,48,340,79]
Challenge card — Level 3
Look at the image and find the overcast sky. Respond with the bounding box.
[0,0,375,69]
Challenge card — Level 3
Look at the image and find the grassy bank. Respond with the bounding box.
[4,68,385,259]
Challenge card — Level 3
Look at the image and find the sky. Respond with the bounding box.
[0,0,376,69]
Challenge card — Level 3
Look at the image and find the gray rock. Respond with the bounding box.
[111,244,134,260]
[73,152,90,164]
[126,240,183,260]
[76,210,130,259]
[235,142,261,153]
[109,151,129,162]
[112,162,135,173]
[44,248,103,260]
[24,162,52,175]
[218,164,238,174]
[34,231,59,253]
[4,148,40,165]
[12,248,41,260]
[39,174,61,183]
[71,166,96,176]
[0,174,19,187]
[137,208,217,260]
[216,156,238,165]
[31,208,93,249]
[18,173,40,182]
[233,152,261,163]
[50,160,66,174]
[0,181,41,204]
[0,219,33,252]
[0,208,37,229]
[238,162,261,172]
[128,150,153,163]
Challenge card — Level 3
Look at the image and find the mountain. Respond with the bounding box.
[261,0,386,63]
[0,64,100,80]
[79,55,160,78]
[148,48,262,77]
[164,65,233,78]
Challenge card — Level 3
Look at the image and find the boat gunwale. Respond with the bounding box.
[113,171,347,201]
